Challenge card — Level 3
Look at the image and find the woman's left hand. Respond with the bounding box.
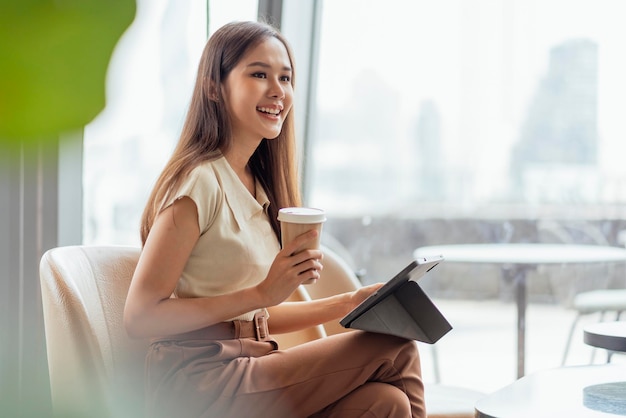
[347,282,384,311]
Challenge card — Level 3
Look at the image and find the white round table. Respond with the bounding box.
[414,243,626,378]
[475,363,626,417]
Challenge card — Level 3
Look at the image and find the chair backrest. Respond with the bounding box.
[307,245,362,336]
[40,245,148,418]
[40,244,362,416]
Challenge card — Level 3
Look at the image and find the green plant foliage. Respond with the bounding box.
[0,0,136,146]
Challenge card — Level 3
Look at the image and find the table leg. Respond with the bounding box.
[513,267,528,379]
[504,264,531,379]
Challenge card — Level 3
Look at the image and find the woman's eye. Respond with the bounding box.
[252,72,267,79]
[280,75,291,83]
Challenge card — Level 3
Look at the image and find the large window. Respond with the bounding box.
[308,0,626,218]
[82,0,626,294]
[306,0,626,289]
[83,0,258,246]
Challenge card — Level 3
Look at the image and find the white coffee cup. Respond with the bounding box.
[278,207,326,284]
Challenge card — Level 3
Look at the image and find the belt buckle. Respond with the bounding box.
[253,311,270,342]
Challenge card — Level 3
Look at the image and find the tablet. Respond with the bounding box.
[340,255,452,343]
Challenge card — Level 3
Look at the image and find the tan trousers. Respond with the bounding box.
[146,331,425,418]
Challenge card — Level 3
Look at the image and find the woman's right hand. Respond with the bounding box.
[256,229,323,307]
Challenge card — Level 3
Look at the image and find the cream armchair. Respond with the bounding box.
[39,245,360,417]
[40,245,482,418]
[40,245,147,418]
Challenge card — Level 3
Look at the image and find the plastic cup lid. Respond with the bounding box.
[277,207,326,223]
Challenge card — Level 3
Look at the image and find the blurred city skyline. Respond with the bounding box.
[309,0,626,216]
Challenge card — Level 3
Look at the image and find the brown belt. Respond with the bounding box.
[152,310,271,343]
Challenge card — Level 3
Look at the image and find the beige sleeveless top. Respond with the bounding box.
[163,155,280,321]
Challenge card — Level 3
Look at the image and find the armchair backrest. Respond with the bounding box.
[40,245,148,417]
[306,245,362,336]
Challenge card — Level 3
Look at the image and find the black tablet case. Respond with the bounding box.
[340,260,452,344]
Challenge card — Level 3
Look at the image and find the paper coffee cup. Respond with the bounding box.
[278,207,326,284]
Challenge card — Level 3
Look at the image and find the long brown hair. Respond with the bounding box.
[140,21,301,245]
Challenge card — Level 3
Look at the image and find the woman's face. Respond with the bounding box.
[222,37,294,143]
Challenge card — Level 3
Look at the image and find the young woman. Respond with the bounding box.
[124,21,426,418]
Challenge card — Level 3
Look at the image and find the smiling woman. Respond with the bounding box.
[123,20,428,418]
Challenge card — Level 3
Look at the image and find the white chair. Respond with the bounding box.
[40,244,482,418]
[535,220,626,365]
[561,289,626,365]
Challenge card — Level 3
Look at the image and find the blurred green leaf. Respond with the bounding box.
[0,0,136,146]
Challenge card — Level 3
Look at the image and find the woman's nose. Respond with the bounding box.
[268,78,285,99]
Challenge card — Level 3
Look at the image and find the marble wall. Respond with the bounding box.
[322,217,626,306]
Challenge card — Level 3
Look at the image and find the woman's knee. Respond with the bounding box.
[369,383,412,417]
[323,382,411,418]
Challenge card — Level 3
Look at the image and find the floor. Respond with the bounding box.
[417,298,626,395]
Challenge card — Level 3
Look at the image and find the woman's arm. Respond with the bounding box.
[124,196,323,339]
[267,283,384,334]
